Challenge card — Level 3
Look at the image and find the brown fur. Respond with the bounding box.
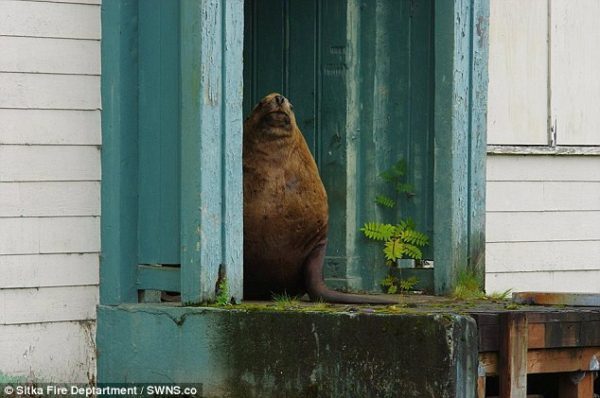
[243,93,396,304]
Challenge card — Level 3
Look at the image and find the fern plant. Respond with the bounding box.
[361,159,429,293]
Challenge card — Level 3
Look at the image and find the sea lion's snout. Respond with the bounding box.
[275,94,285,105]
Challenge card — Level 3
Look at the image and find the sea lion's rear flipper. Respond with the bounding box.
[303,240,398,305]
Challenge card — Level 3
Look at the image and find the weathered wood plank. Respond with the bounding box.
[0,36,100,75]
[480,347,600,375]
[0,181,100,217]
[99,0,139,304]
[0,253,99,288]
[487,0,549,145]
[136,265,180,293]
[487,181,600,212]
[0,321,96,383]
[0,109,101,145]
[499,312,528,398]
[180,0,244,303]
[486,241,600,273]
[487,155,600,182]
[0,217,100,255]
[433,0,479,294]
[0,73,100,110]
[0,146,100,182]
[0,0,100,39]
[486,271,600,294]
[514,292,600,308]
[0,286,97,325]
[487,211,600,242]
[551,0,600,146]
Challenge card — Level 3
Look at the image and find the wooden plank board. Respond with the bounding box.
[0,285,98,324]
[0,321,96,383]
[99,0,139,304]
[487,211,600,242]
[0,146,100,182]
[514,292,600,308]
[487,181,600,212]
[487,155,600,182]
[0,36,100,75]
[486,241,600,273]
[0,73,100,110]
[136,265,180,293]
[498,312,528,398]
[179,0,244,303]
[0,217,100,255]
[0,181,100,217]
[0,253,99,288]
[0,109,101,145]
[551,0,600,146]
[480,347,600,375]
[486,270,600,294]
[0,0,100,40]
[487,0,548,145]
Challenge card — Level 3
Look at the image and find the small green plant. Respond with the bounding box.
[486,288,512,301]
[452,270,485,300]
[272,292,301,308]
[361,159,429,294]
[381,275,419,294]
[215,278,230,306]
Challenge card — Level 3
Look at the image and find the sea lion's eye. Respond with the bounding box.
[290,105,294,111]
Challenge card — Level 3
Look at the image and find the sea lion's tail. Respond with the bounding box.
[304,241,398,305]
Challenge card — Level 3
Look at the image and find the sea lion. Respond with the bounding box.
[243,93,396,304]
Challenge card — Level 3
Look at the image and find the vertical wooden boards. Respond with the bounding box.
[180,0,244,304]
[498,312,528,398]
[137,0,181,265]
[469,0,490,288]
[487,0,549,145]
[356,0,435,290]
[100,0,139,304]
[551,0,600,146]
[433,0,489,294]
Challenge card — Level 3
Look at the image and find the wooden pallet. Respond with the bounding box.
[472,307,600,398]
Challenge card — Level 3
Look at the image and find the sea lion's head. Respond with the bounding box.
[245,93,297,139]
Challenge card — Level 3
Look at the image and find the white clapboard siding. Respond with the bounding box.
[486,270,600,294]
[487,155,600,182]
[487,211,600,243]
[551,0,600,146]
[487,0,549,145]
[0,74,100,110]
[0,322,96,383]
[0,253,99,289]
[0,286,97,325]
[0,182,100,217]
[487,241,600,273]
[0,36,100,75]
[0,1,100,40]
[0,146,100,182]
[0,109,101,145]
[487,181,600,212]
[0,217,100,255]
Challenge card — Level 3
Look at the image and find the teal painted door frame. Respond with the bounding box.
[100,0,488,304]
[433,0,489,294]
[101,0,244,305]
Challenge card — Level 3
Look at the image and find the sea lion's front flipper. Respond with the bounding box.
[303,240,398,305]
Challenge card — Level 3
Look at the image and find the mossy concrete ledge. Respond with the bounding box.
[97,305,478,397]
